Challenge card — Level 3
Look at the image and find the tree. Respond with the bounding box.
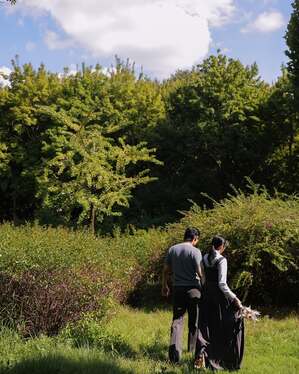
[37,108,161,234]
[149,54,271,219]
[285,0,299,107]
[282,0,299,192]
[262,68,299,193]
[0,61,61,223]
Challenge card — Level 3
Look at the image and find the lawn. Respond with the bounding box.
[0,306,298,374]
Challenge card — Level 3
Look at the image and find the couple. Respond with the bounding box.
[162,228,244,371]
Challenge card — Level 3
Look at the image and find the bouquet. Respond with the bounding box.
[239,306,260,321]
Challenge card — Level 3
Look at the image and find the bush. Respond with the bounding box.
[0,224,168,335]
[0,184,298,337]
[0,269,110,336]
[167,185,299,306]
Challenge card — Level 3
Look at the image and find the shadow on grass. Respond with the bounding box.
[72,337,137,360]
[139,338,168,361]
[127,283,172,313]
[4,355,134,374]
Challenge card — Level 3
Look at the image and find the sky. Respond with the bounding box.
[0,0,294,84]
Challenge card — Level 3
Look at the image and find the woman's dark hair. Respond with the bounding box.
[184,227,200,242]
[212,235,225,249]
[208,235,226,264]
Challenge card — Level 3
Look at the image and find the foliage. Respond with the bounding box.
[0,223,168,335]
[132,54,274,223]
[263,70,299,193]
[285,0,299,107]
[0,61,163,230]
[0,63,62,223]
[37,109,160,233]
[0,183,298,337]
[0,52,298,229]
[0,269,110,337]
[0,52,299,228]
[167,183,299,305]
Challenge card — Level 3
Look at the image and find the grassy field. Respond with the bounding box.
[0,306,298,374]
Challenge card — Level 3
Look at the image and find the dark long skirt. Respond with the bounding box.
[196,285,244,371]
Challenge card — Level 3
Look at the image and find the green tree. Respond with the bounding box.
[47,61,165,230]
[146,54,271,221]
[0,61,164,228]
[262,68,299,193]
[285,0,299,107]
[0,62,61,222]
[37,108,161,234]
[95,59,165,145]
[279,1,299,192]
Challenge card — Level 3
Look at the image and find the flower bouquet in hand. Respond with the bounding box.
[239,306,261,321]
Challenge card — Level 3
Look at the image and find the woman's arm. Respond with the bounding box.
[217,258,239,302]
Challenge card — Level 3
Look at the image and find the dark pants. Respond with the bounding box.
[169,286,206,363]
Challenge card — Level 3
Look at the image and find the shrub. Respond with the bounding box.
[0,184,297,337]
[0,224,168,335]
[0,268,111,336]
[167,185,299,306]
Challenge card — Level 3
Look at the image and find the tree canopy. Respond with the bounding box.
[0,15,298,231]
[285,0,299,106]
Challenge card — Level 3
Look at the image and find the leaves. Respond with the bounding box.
[0,60,163,229]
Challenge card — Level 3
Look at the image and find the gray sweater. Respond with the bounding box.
[165,242,202,287]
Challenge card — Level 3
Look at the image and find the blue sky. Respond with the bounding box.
[0,0,293,83]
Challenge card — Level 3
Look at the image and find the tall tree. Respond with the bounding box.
[283,0,299,192]
[37,108,161,234]
[0,62,61,222]
[149,55,271,218]
[285,0,299,107]
[0,61,164,228]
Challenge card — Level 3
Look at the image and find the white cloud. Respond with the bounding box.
[25,41,36,51]
[44,30,74,50]
[0,67,12,87]
[16,0,235,77]
[242,10,285,33]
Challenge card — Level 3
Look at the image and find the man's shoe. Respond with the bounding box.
[194,354,205,370]
[168,344,180,364]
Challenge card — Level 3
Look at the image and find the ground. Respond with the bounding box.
[0,306,298,373]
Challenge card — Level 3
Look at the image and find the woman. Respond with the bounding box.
[195,235,244,371]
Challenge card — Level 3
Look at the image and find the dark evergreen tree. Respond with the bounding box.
[285,0,299,107]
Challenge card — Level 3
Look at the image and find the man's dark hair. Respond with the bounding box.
[184,227,200,242]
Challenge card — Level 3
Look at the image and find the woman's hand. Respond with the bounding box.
[233,297,242,309]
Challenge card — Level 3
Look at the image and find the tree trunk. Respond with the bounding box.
[90,203,96,235]
[12,188,17,225]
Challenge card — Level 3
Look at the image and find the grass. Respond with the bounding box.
[0,306,298,374]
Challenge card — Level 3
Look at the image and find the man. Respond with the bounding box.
[162,227,205,364]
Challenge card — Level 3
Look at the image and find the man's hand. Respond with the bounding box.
[162,263,171,297]
[162,284,170,297]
